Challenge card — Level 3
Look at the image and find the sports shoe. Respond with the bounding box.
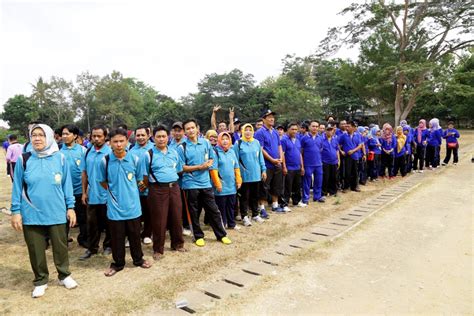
[441,162,447,166]
[243,216,252,226]
[195,238,205,247]
[79,250,94,261]
[59,276,78,289]
[221,236,232,245]
[143,237,152,244]
[183,228,192,236]
[125,240,130,248]
[283,206,292,212]
[32,284,48,298]
[454,163,457,165]
[297,201,308,207]
[235,215,242,221]
[260,209,269,219]
[317,197,326,203]
[419,170,424,173]
[252,215,265,223]
[103,247,112,256]
[272,206,286,213]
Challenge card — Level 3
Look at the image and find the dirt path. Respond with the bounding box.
[211,148,473,314]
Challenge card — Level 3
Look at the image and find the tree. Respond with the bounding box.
[318,0,473,125]
[72,71,99,132]
[1,95,39,134]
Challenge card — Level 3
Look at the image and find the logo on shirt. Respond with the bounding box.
[76,159,81,166]
[205,153,209,160]
[54,173,62,184]
[127,172,134,181]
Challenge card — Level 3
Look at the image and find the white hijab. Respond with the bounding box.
[30,124,59,158]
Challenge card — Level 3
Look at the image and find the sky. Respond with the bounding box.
[0,0,358,127]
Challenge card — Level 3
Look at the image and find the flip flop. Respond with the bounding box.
[140,260,152,269]
[104,268,118,277]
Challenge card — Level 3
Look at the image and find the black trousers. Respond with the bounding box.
[380,153,394,177]
[413,145,426,170]
[393,155,407,177]
[86,204,111,254]
[184,188,227,240]
[322,163,338,195]
[74,194,88,247]
[425,145,437,168]
[108,217,144,271]
[283,170,302,205]
[358,159,367,185]
[343,156,358,190]
[215,194,237,228]
[368,154,381,180]
[239,181,260,218]
[444,145,459,164]
[139,196,152,239]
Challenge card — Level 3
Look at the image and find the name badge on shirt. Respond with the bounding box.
[173,162,177,169]
[54,173,62,184]
[127,172,134,181]
[76,159,81,166]
[205,153,209,160]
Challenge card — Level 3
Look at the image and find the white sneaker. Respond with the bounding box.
[283,206,292,212]
[125,240,130,248]
[235,215,242,221]
[297,202,308,207]
[243,216,252,227]
[143,237,152,244]
[59,276,78,289]
[230,225,241,230]
[419,170,424,173]
[32,284,48,298]
[252,215,265,223]
[183,228,192,236]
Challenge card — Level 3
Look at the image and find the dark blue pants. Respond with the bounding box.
[303,165,323,202]
[215,194,237,229]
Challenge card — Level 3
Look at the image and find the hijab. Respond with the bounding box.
[205,130,218,140]
[382,123,393,144]
[429,118,440,131]
[217,132,232,152]
[396,126,406,153]
[240,123,255,142]
[30,124,59,158]
[417,119,427,143]
[400,120,408,127]
[369,125,380,144]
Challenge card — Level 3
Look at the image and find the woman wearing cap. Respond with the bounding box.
[233,124,267,226]
[10,124,78,298]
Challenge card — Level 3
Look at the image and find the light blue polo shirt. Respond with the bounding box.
[11,151,75,225]
[177,138,216,190]
[169,138,185,151]
[212,147,239,196]
[138,146,182,184]
[97,151,141,221]
[129,141,154,196]
[232,139,266,183]
[80,144,111,204]
[61,143,86,195]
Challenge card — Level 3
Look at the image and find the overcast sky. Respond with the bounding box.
[0,0,358,126]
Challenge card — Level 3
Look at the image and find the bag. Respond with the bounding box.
[447,142,457,149]
[368,151,375,161]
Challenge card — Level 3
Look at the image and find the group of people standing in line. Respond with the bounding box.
[4,107,461,298]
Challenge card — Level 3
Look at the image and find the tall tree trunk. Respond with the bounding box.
[394,79,404,126]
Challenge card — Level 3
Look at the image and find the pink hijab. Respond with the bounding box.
[417,119,426,143]
[382,123,393,144]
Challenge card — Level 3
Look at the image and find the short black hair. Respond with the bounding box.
[287,122,298,129]
[116,123,128,130]
[135,125,150,135]
[61,124,80,136]
[54,128,62,135]
[256,119,263,123]
[109,128,128,139]
[91,125,108,137]
[309,120,320,125]
[218,120,227,125]
[448,121,454,125]
[183,119,198,129]
[348,120,357,127]
[153,125,169,136]
[8,134,17,141]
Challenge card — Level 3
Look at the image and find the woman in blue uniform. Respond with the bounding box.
[11,124,78,298]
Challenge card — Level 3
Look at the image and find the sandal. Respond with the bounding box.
[104,267,118,277]
[140,260,152,269]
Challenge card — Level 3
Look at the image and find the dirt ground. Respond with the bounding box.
[0,131,472,314]
[210,135,474,315]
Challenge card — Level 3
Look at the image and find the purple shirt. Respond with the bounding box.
[254,125,281,170]
[6,143,23,163]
